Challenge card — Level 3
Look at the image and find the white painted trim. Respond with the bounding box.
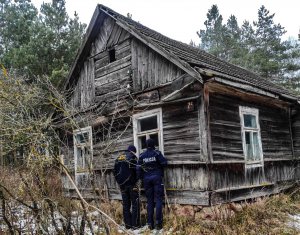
[73,126,93,184]
[239,106,263,167]
[133,108,164,156]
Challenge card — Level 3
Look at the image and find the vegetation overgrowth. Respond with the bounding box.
[161,188,300,234]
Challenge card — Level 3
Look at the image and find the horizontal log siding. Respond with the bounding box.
[94,41,132,116]
[162,104,201,161]
[68,16,131,111]
[92,118,133,168]
[209,93,293,162]
[292,107,300,159]
[131,39,184,92]
[209,161,297,190]
[102,164,208,191]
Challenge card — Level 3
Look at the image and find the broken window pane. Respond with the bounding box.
[139,116,158,132]
[76,132,89,144]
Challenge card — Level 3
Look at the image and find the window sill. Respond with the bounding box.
[245,162,263,168]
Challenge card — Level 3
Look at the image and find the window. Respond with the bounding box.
[108,48,116,63]
[239,107,263,166]
[73,126,93,173]
[133,108,164,156]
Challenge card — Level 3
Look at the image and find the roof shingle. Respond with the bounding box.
[99,4,297,99]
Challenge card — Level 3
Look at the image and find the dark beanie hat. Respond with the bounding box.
[127,145,136,153]
[146,139,155,149]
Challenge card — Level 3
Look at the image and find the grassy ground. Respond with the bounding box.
[160,187,300,235]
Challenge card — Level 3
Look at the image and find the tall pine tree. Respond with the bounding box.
[197,4,300,92]
[0,0,86,85]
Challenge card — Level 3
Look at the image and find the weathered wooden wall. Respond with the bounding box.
[209,161,297,190]
[131,38,184,92]
[291,107,300,158]
[204,84,300,203]
[68,16,131,112]
[101,164,209,205]
[62,12,300,205]
[162,104,201,161]
[208,92,293,162]
[209,160,298,204]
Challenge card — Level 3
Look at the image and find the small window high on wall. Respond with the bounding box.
[73,126,93,173]
[239,106,263,167]
[108,48,116,63]
[133,108,164,156]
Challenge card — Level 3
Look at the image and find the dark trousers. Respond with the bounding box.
[120,184,140,229]
[144,175,164,228]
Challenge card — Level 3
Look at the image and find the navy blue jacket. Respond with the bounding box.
[114,151,138,187]
[137,148,167,179]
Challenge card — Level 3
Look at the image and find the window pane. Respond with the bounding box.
[245,131,251,145]
[149,133,159,147]
[252,132,261,161]
[245,132,253,161]
[76,132,89,144]
[84,147,91,169]
[77,148,84,169]
[243,114,257,128]
[138,135,147,151]
[139,116,158,132]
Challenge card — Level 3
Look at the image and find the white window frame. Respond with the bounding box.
[73,126,93,174]
[133,108,164,156]
[239,106,263,167]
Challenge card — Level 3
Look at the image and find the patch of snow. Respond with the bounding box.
[288,214,300,230]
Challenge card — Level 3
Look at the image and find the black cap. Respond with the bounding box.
[146,139,155,149]
[127,145,136,153]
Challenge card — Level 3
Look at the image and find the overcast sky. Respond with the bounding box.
[32,0,299,44]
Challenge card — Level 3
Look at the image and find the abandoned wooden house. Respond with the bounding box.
[59,4,300,205]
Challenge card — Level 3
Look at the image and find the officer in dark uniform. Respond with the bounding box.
[137,139,168,230]
[114,145,140,229]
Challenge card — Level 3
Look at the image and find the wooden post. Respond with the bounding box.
[204,84,213,163]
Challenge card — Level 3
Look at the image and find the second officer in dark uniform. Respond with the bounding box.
[137,139,168,230]
[114,145,140,229]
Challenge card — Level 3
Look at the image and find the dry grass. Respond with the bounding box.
[162,188,300,235]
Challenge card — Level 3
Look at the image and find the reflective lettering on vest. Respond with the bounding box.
[143,156,156,163]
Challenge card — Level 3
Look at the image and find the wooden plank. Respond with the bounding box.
[106,21,121,47]
[140,42,148,90]
[204,84,213,163]
[95,55,131,78]
[94,16,115,54]
[95,88,128,103]
[115,20,203,83]
[162,104,201,162]
[95,76,129,96]
[209,91,293,162]
[95,67,130,86]
[118,29,130,42]
[91,58,95,103]
[198,92,208,162]
[131,39,138,91]
[116,44,131,60]
[136,90,159,103]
